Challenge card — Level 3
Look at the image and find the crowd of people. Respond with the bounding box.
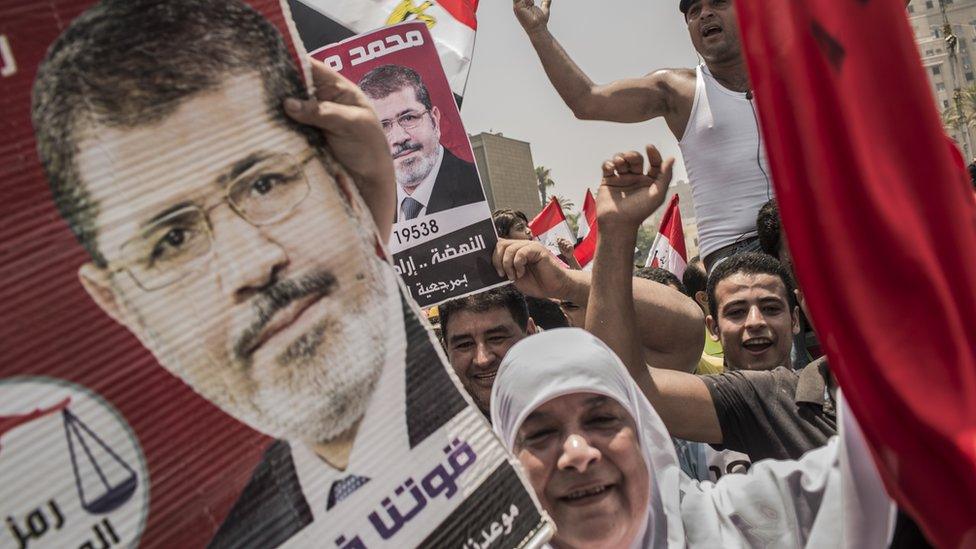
[424,0,963,546]
[27,0,971,545]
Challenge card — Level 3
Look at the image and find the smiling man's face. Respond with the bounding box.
[686,0,742,66]
[444,306,534,414]
[707,272,798,371]
[75,73,394,444]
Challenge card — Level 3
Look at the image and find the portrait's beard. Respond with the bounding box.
[233,257,391,444]
[393,140,438,190]
[163,210,395,445]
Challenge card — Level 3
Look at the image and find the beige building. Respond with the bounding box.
[909,0,976,156]
[469,132,543,218]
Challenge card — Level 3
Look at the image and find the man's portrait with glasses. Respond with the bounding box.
[29,0,470,545]
[358,65,485,222]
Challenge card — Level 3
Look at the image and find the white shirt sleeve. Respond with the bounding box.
[676,392,895,549]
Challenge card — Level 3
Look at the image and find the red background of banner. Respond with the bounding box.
[309,23,476,165]
[0,1,307,545]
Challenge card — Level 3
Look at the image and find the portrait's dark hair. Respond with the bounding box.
[358,64,433,111]
[32,0,318,267]
[524,297,569,330]
[635,266,687,295]
[439,286,529,342]
[682,256,707,298]
[968,161,976,190]
[756,199,782,258]
[491,208,529,238]
[706,252,796,319]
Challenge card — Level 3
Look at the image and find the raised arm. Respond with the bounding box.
[584,146,721,443]
[513,0,673,123]
[492,237,703,375]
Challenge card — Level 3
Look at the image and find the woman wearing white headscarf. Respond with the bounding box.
[491,328,894,548]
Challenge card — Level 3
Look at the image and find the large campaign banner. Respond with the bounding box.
[0,1,551,547]
[310,23,506,308]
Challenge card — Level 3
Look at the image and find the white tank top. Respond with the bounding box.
[678,64,773,258]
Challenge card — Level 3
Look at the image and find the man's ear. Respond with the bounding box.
[78,263,132,329]
[795,288,817,333]
[705,314,720,341]
[526,317,538,335]
[694,290,708,312]
[791,305,802,336]
[431,105,441,131]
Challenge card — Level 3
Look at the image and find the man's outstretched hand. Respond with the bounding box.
[285,59,395,240]
[596,145,674,232]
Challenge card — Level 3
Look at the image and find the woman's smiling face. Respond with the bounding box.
[515,392,650,549]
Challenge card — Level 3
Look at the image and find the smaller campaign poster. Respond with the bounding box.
[309,23,507,308]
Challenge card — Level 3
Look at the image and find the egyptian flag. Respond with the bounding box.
[287,0,478,98]
[530,198,575,258]
[574,190,598,269]
[643,195,687,278]
[734,0,976,546]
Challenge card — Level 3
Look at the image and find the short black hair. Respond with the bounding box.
[358,64,433,111]
[635,267,687,295]
[756,199,781,258]
[492,208,529,238]
[706,252,796,319]
[439,286,530,342]
[524,297,569,330]
[682,256,707,298]
[756,199,781,259]
[32,0,318,267]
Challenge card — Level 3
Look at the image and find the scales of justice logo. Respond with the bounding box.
[0,378,149,549]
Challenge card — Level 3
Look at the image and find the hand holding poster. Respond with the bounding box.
[310,23,507,308]
[0,1,550,547]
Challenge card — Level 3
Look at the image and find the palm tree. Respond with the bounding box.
[942,84,976,133]
[554,194,575,213]
[535,166,555,204]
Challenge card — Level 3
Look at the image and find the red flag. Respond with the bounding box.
[643,195,687,278]
[735,0,976,546]
[574,190,598,268]
[529,197,576,257]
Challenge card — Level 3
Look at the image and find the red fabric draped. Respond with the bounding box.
[734,0,976,546]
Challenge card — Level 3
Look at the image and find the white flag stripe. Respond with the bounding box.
[537,221,576,257]
[645,233,688,278]
[577,216,589,239]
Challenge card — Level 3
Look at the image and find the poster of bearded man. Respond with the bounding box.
[311,23,507,308]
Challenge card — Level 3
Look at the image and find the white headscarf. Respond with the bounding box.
[490,328,685,548]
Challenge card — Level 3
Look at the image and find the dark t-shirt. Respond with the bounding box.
[702,359,836,461]
[704,359,933,548]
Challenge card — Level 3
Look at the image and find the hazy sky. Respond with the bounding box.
[459,0,701,207]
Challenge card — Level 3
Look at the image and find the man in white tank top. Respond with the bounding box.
[514,0,770,271]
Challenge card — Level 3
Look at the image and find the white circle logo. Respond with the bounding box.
[0,377,149,549]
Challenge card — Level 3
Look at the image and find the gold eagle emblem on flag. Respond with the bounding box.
[386,0,437,28]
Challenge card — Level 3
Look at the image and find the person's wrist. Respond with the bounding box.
[554,270,586,301]
[526,26,551,42]
[596,215,641,235]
